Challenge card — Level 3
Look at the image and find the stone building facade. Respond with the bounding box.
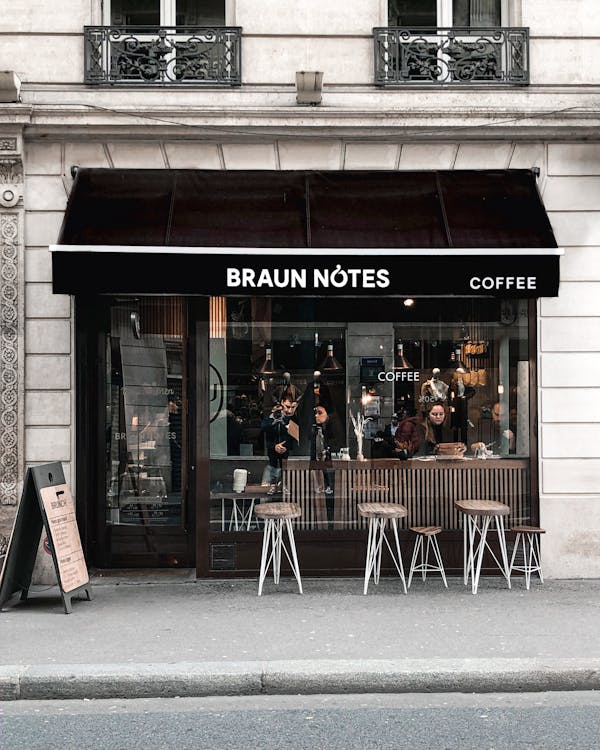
[1,0,599,577]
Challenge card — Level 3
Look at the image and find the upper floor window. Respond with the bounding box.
[376,0,527,86]
[108,0,226,26]
[86,0,240,85]
[388,0,502,27]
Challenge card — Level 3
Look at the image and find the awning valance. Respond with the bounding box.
[52,168,561,297]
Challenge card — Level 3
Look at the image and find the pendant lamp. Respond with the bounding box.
[319,342,344,372]
[393,341,412,370]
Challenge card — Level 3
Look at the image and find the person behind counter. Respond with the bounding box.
[311,403,343,528]
[395,401,456,457]
[260,395,297,494]
[492,400,516,453]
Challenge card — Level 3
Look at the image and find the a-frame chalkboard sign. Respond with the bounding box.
[0,462,92,614]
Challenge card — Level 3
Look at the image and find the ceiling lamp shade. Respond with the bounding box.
[319,342,344,372]
[257,345,277,375]
[393,341,412,370]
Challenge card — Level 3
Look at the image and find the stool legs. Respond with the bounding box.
[363,517,407,595]
[258,517,303,596]
[408,533,447,589]
[510,532,543,590]
[464,514,511,595]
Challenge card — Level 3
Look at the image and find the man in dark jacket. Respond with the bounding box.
[260,396,297,493]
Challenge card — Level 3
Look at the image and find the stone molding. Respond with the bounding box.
[0,137,24,507]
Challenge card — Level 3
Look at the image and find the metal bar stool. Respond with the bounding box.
[509,525,545,590]
[357,502,408,595]
[407,526,448,588]
[454,499,511,595]
[254,502,303,596]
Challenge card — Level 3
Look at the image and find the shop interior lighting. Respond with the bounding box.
[296,71,323,106]
[497,382,505,395]
[360,385,373,405]
[393,340,413,370]
[257,345,277,375]
[447,345,470,372]
[319,341,344,372]
[403,298,415,307]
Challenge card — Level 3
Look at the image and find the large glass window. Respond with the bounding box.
[209,296,532,534]
[105,298,186,527]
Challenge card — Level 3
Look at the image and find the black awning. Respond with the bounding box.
[52,168,560,297]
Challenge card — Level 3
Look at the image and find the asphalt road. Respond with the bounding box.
[2,692,600,750]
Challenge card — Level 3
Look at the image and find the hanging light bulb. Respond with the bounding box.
[319,341,343,372]
[257,345,276,375]
[393,341,412,370]
[447,344,469,372]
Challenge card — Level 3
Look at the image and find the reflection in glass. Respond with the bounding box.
[105,298,185,527]
[209,297,532,534]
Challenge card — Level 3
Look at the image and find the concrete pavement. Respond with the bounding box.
[1,573,599,699]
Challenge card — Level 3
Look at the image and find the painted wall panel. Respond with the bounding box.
[236,0,379,35]
[560,247,600,281]
[548,212,600,247]
[26,392,72,426]
[25,356,71,390]
[25,427,71,462]
[542,459,600,494]
[542,389,600,422]
[0,36,83,83]
[541,497,600,579]
[541,282,600,316]
[531,39,600,85]
[540,353,600,387]
[542,424,600,458]
[548,144,600,177]
[25,283,70,318]
[25,320,71,354]
[543,177,600,211]
[525,1,600,37]
[540,318,600,352]
[242,37,371,84]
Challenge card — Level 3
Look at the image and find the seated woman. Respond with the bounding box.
[395,401,455,457]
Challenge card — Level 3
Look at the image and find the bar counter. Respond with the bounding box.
[282,458,530,531]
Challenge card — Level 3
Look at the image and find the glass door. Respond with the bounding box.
[101,297,193,567]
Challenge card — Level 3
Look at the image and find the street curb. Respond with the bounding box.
[2,658,600,700]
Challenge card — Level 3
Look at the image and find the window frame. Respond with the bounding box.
[102,0,231,26]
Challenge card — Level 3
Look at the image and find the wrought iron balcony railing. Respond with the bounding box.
[84,26,242,86]
[374,27,529,86]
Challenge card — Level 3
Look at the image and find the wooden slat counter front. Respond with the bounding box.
[282,458,530,531]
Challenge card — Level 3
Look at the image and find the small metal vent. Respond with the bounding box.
[210,543,236,570]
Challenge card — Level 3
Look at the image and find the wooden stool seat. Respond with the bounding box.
[454,499,510,517]
[410,526,442,536]
[358,502,408,595]
[357,502,408,519]
[255,502,301,519]
[511,525,545,534]
[408,526,447,588]
[510,525,545,590]
[454,498,511,594]
[255,502,302,596]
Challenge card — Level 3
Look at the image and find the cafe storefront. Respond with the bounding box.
[51,167,560,577]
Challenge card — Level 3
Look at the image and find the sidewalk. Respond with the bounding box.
[1,573,600,700]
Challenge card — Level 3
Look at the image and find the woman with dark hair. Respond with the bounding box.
[395,401,454,457]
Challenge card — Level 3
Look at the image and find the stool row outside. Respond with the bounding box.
[254,500,545,597]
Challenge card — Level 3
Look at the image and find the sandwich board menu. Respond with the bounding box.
[0,462,92,614]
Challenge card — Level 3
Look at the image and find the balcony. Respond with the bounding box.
[374,27,529,86]
[84,26,242,86]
